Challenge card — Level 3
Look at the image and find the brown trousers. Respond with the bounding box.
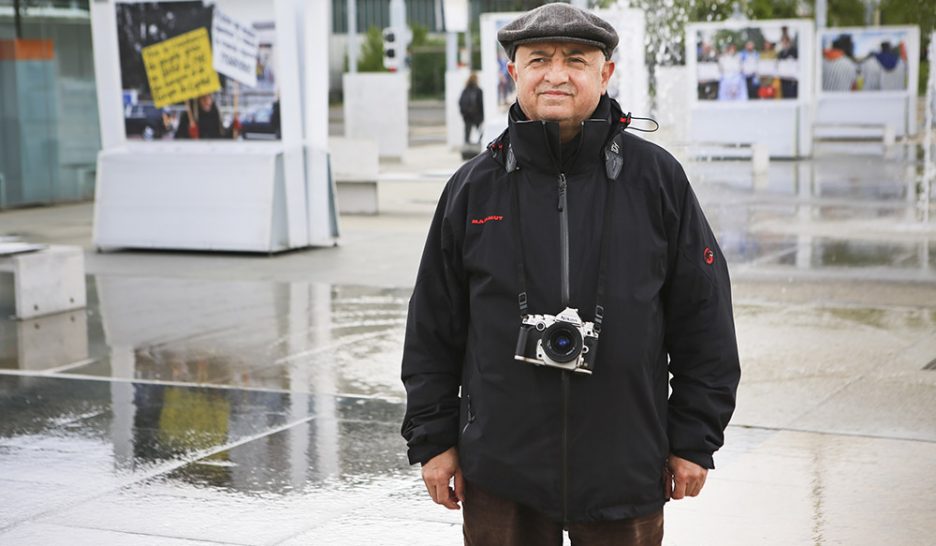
[463,481,663,546]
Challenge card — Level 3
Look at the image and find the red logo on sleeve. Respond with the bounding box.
[704,247,715,265]
[471,215,504,225]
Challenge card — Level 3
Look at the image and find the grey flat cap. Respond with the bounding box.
[497,3,618,61]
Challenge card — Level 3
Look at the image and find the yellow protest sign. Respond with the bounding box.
[142,27,221,108]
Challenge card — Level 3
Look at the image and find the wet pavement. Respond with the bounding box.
[1,134,935,544]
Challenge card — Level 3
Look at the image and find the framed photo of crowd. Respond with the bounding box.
[814,26,920,137]
[816,26,919,96]
[685,20,814,158]
[689,20,812,104]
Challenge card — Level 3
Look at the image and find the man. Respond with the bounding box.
[459,73,485,144]
[401,4,740,545]
[822,34,858,92]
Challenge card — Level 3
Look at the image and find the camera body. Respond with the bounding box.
[514,307,598,375]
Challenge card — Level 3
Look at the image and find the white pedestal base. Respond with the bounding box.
[93,142,309,253]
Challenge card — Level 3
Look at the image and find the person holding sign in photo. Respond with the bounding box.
[175,94,228,140]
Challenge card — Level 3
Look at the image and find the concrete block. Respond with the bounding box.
[329,137,379,182]
[9,246,86,319]
[336,181,378,215]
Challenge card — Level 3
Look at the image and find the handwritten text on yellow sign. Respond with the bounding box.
[142,27,221,108]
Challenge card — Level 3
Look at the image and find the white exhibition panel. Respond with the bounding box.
[686,20,815,158]
[446,68,471,149]
[653,66,691,145]
[815,93,911,136]
[301,0,341,245]
[343,73,408,159]
[689,101,800,158]
[480,12,521,141]
[815,26,920,138]
[595,7,649,118]
[94,143,293,252]
[89,0,343,252]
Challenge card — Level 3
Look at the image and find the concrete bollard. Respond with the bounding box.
[883,124,896,146]
[751,143,770,175]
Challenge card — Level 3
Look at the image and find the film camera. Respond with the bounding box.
[514,307,598,374]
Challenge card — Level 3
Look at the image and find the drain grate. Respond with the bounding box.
[924,359,936,371]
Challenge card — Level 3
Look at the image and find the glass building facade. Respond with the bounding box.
[0,0,99,208]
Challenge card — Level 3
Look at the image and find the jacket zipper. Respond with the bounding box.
[557,171,571,524]
[557,173,570,305]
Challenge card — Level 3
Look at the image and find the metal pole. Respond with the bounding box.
[347,0,358,73]
[465,25,473,70]
[446,32,457,70]
[14,0,23,39]
[815,0,827,29]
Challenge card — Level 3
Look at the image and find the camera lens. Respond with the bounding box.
[542,323,582,364]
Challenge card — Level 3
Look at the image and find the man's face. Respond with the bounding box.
[507,42,614,133]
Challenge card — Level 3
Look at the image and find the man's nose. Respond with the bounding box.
[543,60,570,84]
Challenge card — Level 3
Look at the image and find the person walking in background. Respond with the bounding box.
[175,94,228,140]
[459,73,484,144]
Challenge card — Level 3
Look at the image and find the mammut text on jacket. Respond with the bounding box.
[401,96,741,523]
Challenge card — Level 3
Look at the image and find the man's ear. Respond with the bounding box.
[600,60,615,93]
[507,61,518,82]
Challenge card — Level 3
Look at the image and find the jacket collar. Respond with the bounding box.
[506,94,614,176]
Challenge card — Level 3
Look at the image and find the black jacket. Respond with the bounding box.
[401,96,740,523]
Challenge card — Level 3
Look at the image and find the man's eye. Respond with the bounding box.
[569,58,586,64]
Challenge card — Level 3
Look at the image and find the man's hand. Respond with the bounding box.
[421,447,465,510]
[664,454,708,500]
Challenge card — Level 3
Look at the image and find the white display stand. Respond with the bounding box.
[480,12,521,140]
[652,65,690,145]
[595,6,649,118]
[686,20,815,158]
[446,68,472,149]
[343,72,409,159]
[814,26,920,139]
[90,0,339,252]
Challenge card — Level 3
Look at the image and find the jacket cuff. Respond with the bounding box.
[407,443,454,466]
[672,450,714,470]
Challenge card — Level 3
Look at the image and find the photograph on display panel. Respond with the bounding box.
[494,18,517,113]
[116,0,280,141]
[820,29,911,92]
[695,24,800,101]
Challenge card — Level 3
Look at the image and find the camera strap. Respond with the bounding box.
[509,171,615,334]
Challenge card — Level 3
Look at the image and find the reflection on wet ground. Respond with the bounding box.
[1,275,934,543]
[1,139,935,544]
